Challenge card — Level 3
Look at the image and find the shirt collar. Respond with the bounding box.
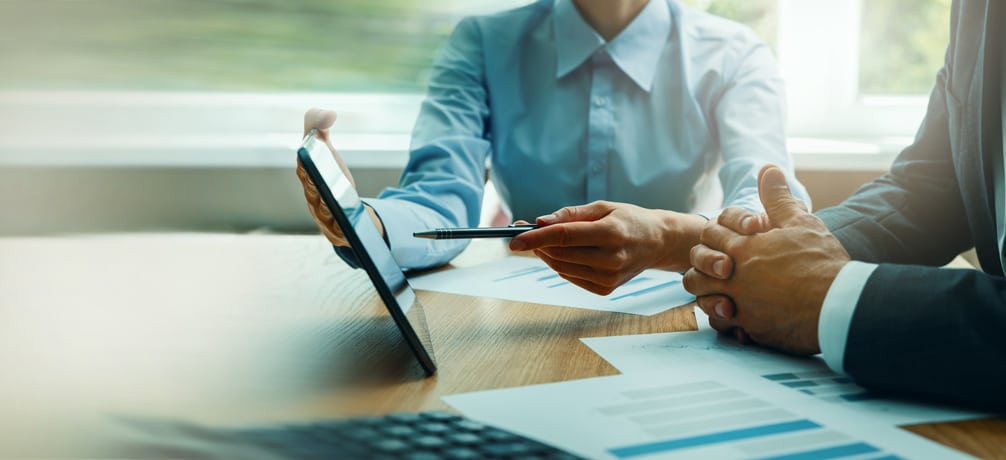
[553,0,671,92]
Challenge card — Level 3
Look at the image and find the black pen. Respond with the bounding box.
[413,224,540,239]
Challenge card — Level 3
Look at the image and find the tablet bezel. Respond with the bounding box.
[297,132,437,375]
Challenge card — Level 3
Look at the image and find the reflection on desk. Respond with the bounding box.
[0,234,692,456]
[0,234,1002,458]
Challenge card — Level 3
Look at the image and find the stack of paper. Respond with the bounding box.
[580,327,987,427]
[445,365,974,459]
[430,260,985,458]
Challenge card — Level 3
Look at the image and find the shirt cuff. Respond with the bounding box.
[364,197,469,270]
[818,261,878,374]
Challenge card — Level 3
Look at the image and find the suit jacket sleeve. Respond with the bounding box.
[816,5,1006,408]
[841,263,1006,410]
[816,61,972,266]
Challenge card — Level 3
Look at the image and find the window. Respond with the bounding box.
[859,0,951,96]
[0,0,954,170]
[0,0,525,92]
[682,0,778,49]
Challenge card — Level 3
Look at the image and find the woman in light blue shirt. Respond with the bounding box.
[298,0,809,293]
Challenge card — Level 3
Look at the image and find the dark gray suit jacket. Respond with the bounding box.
[817,0,1005,409]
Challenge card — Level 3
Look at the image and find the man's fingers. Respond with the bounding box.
[682,267,730,297]
[757,165,807,228]
[303,108,337,137]
[718,207,772,235]
[698,220,744,254]
[689,244,732,280]
[704,317,751,345]
[733,327,752,344]
[706,317,738,335]
[696,295,736,320]
[536,201,613,226]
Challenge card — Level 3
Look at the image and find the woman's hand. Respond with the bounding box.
[508,201,706,295]
[295,108,383,246]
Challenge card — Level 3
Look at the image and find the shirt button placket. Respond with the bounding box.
[586,51,612,203]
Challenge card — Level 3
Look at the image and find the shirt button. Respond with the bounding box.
[591,162,604,174]
[592,97,606,107]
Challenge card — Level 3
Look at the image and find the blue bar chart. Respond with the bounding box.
[599,381,895,459]
[762,372,877,403]
[410,256,695,315]
[444,368,967,460]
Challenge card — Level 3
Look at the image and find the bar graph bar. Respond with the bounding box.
[410,256,696,315]
[492,265,550,282]
[755,442,883,460]
[608,420,822,458]
[489,260,686,306]
[762,372,876,404]
[536,273,561,282]
[445,368,966,460]
[535,272,570,288]
[597,380,908,460]
[609,280,682,301]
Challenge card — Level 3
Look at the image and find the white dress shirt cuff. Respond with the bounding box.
[818,261,879,374]
[364,198,468,270]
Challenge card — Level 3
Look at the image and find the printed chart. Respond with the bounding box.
[761,371,875,403]
[409,256,695,315]
[581,330,987,426]
[444,367,971,460]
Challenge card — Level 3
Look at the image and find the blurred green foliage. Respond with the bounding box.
[0,0,458,92]
[0,0,950,95]
[859,0,951,95]
[681,0,777,49]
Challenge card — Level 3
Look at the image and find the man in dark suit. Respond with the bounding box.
[682,0,1004,409]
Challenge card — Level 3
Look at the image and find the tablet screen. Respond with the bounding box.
[297,133,437,375]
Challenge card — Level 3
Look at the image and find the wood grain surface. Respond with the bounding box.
[0,234,1001,458]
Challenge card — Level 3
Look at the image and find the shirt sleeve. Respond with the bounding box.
[818,261,879,373]
[348,17,493,271]
[713,30,812,213]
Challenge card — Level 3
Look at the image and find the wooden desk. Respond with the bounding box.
[0,234,1002,458]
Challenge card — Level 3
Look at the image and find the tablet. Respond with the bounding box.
[297,131,437,375]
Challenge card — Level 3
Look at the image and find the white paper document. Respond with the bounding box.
[408,256,695,315]
[444,366,973,460]
[693,304,713,330]
[581,326,988,426]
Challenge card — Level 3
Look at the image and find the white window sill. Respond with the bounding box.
[0,132,411,169]
[0,90,908,172]
[0,133,902,172]
[789,137,908,171]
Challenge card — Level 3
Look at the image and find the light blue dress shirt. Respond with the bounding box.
[361,0,809,270]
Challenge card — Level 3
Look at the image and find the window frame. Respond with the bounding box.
[0,0,941,172]
[777,0,933,167]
